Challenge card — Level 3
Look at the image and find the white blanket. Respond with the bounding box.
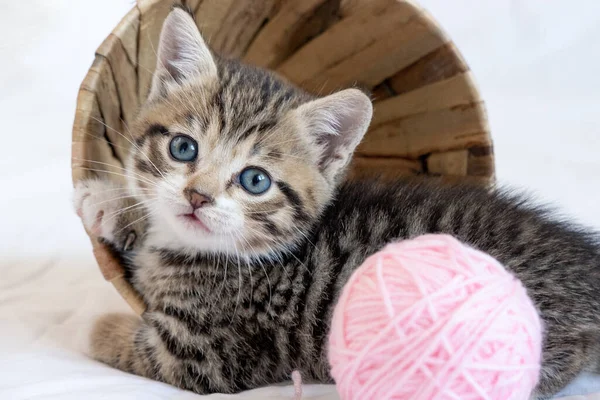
[1,1,600,399]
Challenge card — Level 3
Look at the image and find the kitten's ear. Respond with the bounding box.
[295,89,373,181]
[148,8,217,100]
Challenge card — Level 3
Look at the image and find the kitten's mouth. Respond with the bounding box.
[180,213,211,233]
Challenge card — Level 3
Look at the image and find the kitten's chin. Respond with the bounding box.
[149,209,242,255]
[178,213,212,234]
[150,213,294,261]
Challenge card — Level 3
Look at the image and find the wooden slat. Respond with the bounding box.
[371,42,468,103]
[110,7,140,66]
[372,72,480,126]
[339,0,368,16]
[93,240,147,315]
[194,0,237,44]
[136,0,171,103]
[357,102,490,158]
[339,0,396,17]
[300,12,447,93]
[95,7,139,125]
[72,88,123,182]
[427,150,468,176]
[182,0,203,13]
[387,43,467,95]
[208,0,281,58]
[81,56,130,165]
[467,146,495,177]
[349,156,422,179]
[426,174,493,186]
[96,35,139,126]
[244,0,341,69]
[276,1,413,88]
[371,82,395,102]
[72,90,101,183]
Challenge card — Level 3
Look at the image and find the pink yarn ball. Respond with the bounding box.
[328,234,542,400]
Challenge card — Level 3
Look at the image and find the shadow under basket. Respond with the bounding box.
[71,0,495,315]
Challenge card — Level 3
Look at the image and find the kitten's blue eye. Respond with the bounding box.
[169,135,198,162]
[239,167,271,195]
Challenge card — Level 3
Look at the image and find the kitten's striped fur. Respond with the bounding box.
[75,7,600,398]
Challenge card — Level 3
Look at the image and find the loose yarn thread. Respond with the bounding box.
[291,370,303,400]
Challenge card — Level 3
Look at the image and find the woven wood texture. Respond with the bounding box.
[71,0,494,314]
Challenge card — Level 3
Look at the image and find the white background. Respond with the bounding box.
[0,1,599,399]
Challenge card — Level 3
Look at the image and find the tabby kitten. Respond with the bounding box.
[75,7,600,398]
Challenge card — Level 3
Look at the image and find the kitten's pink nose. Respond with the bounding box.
[184,188,213,210]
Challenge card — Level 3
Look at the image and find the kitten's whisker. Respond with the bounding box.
[245,224,312,275]
[72,137,133,155]
[104,203,148,223]
[86,193,148,209]
[79,167,161,189]
[89,116,175,189]
[240,236,255,313]
[73,157,158,187]
[233,245,243,323]
[217,250,230,302]
[118,117,178,192]
[274,219,317,255]
[83,187,155,196]
[242,227,291,282]
[89,116,142,152]
[103,197,159,222]
[229,230,266,321]
[262,240,291,280]
[238,233,272,315]
[114,212,153,235]
[243,208,290,215]
[264,212,316,251]
[292,226,317,250]
[272,247,291,279]
[74,186,154,196]
[315,80,331,97]
[102,204,153,227]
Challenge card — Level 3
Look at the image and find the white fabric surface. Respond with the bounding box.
[1,1,599,399]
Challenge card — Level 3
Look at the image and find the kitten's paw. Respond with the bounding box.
[74,179,137,249]
[90,313,141,369]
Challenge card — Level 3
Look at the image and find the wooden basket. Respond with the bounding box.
[72,0,494,314]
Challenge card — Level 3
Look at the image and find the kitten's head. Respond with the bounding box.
[128,8,372,258]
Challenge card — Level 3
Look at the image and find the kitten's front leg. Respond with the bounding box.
[90,312,234,394]
[90,313,144,374]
